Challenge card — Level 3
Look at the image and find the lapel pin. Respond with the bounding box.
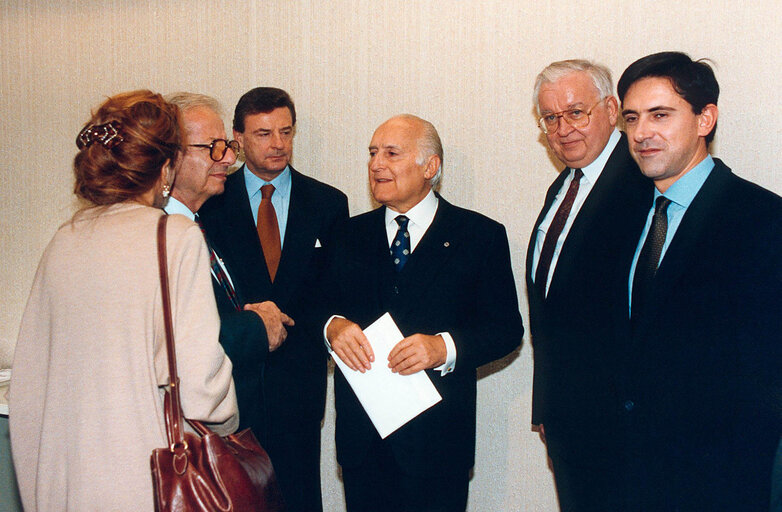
[444,242,450,247]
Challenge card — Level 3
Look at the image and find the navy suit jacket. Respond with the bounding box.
[526,134,652,464]
[199,166,349,435]
[616,159,781,511]
[207,254,269,433]
[326,196,524,477]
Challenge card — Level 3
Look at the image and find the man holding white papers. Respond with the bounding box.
[325,114,524,512]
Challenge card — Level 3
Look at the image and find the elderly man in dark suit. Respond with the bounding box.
[198,88,349,512]
[617,51,781,511]
[325,114,523,512]
[164,92,292,382]
[526,60,651,511]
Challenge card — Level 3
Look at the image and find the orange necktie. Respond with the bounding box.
[257,184,281,281]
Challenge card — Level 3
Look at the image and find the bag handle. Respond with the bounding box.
[156,214,187,452]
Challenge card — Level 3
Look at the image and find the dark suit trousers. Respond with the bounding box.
[548,452,626,512]
[263,416,323,512]
[342,436,469,512]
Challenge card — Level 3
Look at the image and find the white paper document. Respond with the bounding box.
[331,313,442,438]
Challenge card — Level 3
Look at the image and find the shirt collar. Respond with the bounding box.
[655,154,714,208]
[244,164,292,197]
[385,188,439,230]
[579,128,621,185]
[163,196,195,221]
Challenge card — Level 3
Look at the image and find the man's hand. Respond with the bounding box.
[327,317,374,373]
[387,334,446,375]
[243,301,294,352]
[533,424,554,471]
[537,423,546,445]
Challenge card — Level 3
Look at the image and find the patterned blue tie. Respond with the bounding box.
[390,215,410,272]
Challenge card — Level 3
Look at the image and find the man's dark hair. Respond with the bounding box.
[233,87,296,133]
[617,51,719,144]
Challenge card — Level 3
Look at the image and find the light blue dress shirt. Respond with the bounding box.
[244,165,292,248]
[163,196,235,288]
[628,155,715,313]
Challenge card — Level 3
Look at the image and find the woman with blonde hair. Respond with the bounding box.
[10,90,238,510]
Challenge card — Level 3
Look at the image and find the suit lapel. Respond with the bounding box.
[648,162,732,312]
[391,198,460,320]
[526,170,568,276]
[274,168,319,305]
[547,137,634,300]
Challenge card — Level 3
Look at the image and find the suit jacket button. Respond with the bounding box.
[393,285,399,294]
[624,400,635,412]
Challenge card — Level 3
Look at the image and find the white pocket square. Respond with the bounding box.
[314,238,322,248]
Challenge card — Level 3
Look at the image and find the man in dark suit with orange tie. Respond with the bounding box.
[617,51,780,511]
[526,60,652,511]
[198,88,349,512]
[325,114,523,512]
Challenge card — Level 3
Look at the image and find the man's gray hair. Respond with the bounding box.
[533,59,614,114]
[392,114,444,189]
[165,92,224,117]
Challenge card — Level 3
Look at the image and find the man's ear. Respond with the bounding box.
[233,129,244,148]
[424,154,441,180]
[605,95,619,125]
[697,104,718,137]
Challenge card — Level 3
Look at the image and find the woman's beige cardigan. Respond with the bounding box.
[10,203,238,511]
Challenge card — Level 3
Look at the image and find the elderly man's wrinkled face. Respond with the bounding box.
[173,107,236,211]
[368,117,438,213]
[538,71,618,169]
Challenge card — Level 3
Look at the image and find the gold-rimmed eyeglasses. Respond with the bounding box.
[188,139,240,161]
[537,99,605,134]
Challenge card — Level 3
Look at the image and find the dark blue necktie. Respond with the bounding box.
[390,215,410,272]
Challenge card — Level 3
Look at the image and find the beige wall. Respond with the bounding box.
[2,1,780,509]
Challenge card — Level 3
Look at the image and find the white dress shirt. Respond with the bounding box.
[532,129,621,295]
[325,189,456,376]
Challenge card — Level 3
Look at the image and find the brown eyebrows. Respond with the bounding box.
[252,126,293,135]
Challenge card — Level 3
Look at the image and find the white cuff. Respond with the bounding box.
[323,314,345,352]
[433,332,456,375]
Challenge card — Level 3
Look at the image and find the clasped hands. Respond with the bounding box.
[326,317,446,375]
[243,301,294,351]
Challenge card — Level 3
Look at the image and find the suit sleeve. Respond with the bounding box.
[168,222,238,433]
[209,275,270,369]
[449,222,524,370]
[217,310,270,369]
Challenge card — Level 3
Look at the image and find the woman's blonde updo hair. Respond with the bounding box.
[73,90,181,205]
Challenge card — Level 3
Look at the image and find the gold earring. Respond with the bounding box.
[162,184,170,198]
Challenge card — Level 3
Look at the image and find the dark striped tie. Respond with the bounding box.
[631,196,672,319]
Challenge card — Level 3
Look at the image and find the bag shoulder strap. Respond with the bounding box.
[157,214,186,450]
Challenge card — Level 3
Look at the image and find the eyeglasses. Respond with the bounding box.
[537,99,605,134]
[188,139,240,161]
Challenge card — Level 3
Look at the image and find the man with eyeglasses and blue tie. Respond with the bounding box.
[164,92,293,425]
[616,51,781,511]
[198,87,349,512]
[526,60,652,511]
